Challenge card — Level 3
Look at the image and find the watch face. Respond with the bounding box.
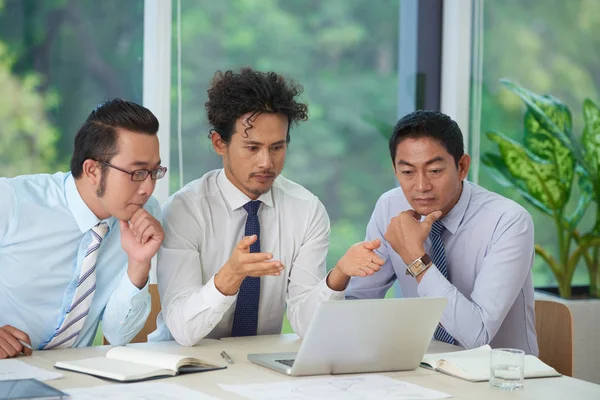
[408,256,430,277]
[408,260,425,276]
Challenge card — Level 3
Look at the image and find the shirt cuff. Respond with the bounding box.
[417,264,453,298]
[202,275,238,313]
[319,271,346,301]
[117,272,150,304]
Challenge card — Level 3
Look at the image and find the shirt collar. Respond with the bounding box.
[439,180,472,236]
[65,173,103,233]
[216,169,274,211]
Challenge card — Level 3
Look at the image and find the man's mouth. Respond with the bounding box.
[251,173,275,182]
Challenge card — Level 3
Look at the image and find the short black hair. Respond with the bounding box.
[205,67,308,144]
[389,110,464,166]
[70,99,159,179]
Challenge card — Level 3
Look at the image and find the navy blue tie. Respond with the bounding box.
[231,200,261,337]
[430,221,455,344]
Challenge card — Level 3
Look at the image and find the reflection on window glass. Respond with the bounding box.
[0,0,144,177]
[473,0,599,287]
[172,0,400,271]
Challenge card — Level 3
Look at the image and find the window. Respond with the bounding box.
[471,0,600,287]
[0,0,144,177]
[170,0,401,272]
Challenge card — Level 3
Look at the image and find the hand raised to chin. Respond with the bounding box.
[384,210,442,264]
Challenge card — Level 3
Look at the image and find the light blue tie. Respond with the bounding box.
[430,221,455,344]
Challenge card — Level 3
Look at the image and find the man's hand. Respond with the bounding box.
[214,235,284,296]
[384,210,442,264]
[326,239,386,291]
[0,325,32,359]
[120,208,165,288]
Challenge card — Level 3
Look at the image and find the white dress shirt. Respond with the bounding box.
[347,181,539,355]
[150,169,343,345]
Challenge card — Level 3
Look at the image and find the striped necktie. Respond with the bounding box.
[43,222,108,349]
[231,200,261,337]
[429,220,455,344]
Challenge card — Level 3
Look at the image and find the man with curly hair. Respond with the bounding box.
[150,68,384,344]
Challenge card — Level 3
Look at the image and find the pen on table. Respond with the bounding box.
[18,340,32,351]
[221,350,234,364]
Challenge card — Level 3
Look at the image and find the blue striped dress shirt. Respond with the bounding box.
[346,181,539,355]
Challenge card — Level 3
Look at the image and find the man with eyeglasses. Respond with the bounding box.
[0,99,166,358]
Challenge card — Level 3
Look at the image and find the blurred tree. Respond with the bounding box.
[0,40,58,176]
[172,0,399,269]
[0,0,144,173]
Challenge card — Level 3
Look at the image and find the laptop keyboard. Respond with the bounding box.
[275,359,295,367]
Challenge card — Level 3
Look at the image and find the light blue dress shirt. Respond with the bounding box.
[347,181,539,355]
[0,172,158,349]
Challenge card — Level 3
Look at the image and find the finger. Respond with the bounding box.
[362,238,381,250]
[371,255,385,266]
[0,335,19,358]
[368,262,382,272]
[239,252,274,263]
[405,209,421,220]
[133,219,151,243]
[119,220,131,234]
[361,266,376,276]
[3,326,32,355]
[0,347,7,359]
[354,268,367,277]
[423,211,443,228]
[245,261,285,276]
[139,224,155,245]
[237,235,258,252]
[130,208,149,226]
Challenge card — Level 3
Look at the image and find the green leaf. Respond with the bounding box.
[567,165,594,229]
[486,131,570,211]
[481,153,553,216]
[582,98,600,178]
[522,102,575,205]
[501,79,588,172]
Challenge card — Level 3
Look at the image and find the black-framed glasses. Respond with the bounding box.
[98,161,167,181]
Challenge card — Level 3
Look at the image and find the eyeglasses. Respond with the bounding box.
[98,161,167,181]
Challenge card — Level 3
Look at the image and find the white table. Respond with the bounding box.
[20,334,600,399]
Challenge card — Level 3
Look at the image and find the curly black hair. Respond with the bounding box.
[205,67,308,144]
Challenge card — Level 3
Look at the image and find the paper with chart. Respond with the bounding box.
[65,382,218,400]
[220,374,452,400]
[0,359,62,381]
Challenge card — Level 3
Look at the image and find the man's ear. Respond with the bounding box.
[457,154,471,180]
[82,159,102,185]
[211,131,227,156]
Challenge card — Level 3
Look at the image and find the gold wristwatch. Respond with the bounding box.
[405,253,433,277]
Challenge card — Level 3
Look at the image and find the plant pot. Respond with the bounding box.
[535,285,595,300]
[535,286,600,384]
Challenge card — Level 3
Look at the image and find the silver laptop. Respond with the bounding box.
[248,297,447,376]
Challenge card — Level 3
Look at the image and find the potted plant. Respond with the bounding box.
[482,80,600,299]
[483,80,600,384]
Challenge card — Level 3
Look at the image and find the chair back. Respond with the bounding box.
[103,283,161,345]
[535,299,573,376]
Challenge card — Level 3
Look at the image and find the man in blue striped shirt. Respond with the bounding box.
[347,110,538,355]
[0,99,166,358]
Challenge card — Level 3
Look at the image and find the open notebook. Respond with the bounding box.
[54,346,226,382]
[420,345,561,382]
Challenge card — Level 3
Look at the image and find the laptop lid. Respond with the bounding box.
[248,297,447,376]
